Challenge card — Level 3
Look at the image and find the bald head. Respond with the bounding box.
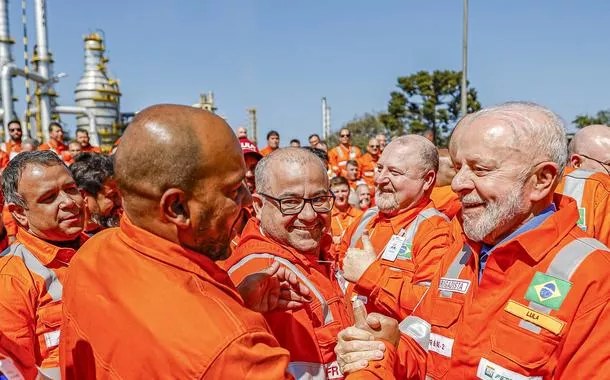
[236,127,248,138]
[385,135,439,174]
[569,124,610,173]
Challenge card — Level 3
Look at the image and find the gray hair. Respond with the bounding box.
[255,147,328,194]
[462,101,568,175]
[2,151,66,208]
[388,135,439,174]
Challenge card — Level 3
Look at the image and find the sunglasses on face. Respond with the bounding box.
[340,134,350,137]
[368,145,379,148]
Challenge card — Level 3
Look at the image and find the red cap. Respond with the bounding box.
[239,138,262,159]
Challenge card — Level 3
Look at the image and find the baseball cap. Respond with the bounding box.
[239,137,262,159]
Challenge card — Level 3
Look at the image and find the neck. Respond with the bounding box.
[341,142,350,148]
[483,199,554,246]
[12,138,21,144]
[336,203,350,212]
[51,237,81,250]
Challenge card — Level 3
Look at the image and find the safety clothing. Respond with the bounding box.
[38,141,67,156]
[1,141,22,160]
[430,186,461,220]
[0,229,85,380]
[225,218,353,380]
[555,167,609,246]
[2,206,18,239]
[331,206,363,242]
[60,217,292,379]
[337,199,451,319]
[260,145,277,156]
[80,144,102,153]
[357,153,379,187]
[375,195,610,379]
[329,145,362,177]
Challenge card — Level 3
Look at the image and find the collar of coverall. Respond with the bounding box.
[15,228,86,266]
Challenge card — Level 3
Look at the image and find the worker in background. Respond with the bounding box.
[356,183,372,211]
[375,134,387,152]
[337,135,451,319]
[38,122,68,156]
[330,176,363,246]
[63,141,82,165]
[21,138,38,152]
[316,140,329,153]
[236,126,248,139]
[1,120,23,160]
[345,160,365,207]
[60,104,310,379]
[554,124,610,246]
[329,128,362,177]
[358,138,380,189]
[0,151,86,380]
[337,102,610,379]
[430,148,461,219]
[70,153,122,236]
[309,133,321,147]
[290,138,301,147]
[260,130,280,156]
[75,128,102,153]
[224,148,353,380]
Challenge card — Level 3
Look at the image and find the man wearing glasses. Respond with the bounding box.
[358,138,381,190]
[225,148,353,380]
[329,128,362,177]
[555,124,610,246]
[1,120,23,160]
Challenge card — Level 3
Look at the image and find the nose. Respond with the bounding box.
[59,191,78,210]
[451,166,474,195]
[374,167,389,185]
[298,201,317,223]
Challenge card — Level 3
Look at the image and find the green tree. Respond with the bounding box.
[572,110,610,129]
[380,70,481,146]
[327,113,387,151]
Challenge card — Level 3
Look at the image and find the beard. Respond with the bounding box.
[376,189,400,213]
[460,183,525,243]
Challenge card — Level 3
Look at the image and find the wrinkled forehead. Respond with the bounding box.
[268,160,328,195]
[450,114,521,159]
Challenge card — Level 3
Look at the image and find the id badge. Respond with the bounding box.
[381,234,406,262]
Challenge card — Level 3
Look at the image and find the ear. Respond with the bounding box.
[8,203,28,229]
[160,188,190,229]
[252,193,264,221]
[569,154,582,169]
[422,169,436,191]
[529,162,559,202]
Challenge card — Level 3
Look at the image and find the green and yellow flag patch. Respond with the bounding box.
[525,272,572,310]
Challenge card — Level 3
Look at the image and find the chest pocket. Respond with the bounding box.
[426,297,463,379]
[37,300,62,356]
[491,321,558,370]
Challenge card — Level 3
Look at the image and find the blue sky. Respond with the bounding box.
[6,1,610,144]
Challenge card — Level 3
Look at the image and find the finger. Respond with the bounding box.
[340,350,384,368]
[337,340,386,355]
[366,314,381,330]
[338,326,375,343]
[341,361,368,374]
[279,289,311,303]
[361,231,375,256]
[352,299,368,329]
[277,299,306,310]
[262,260,280,276]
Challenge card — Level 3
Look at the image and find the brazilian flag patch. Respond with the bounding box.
[397,242,412,260]
[525,272,572,310]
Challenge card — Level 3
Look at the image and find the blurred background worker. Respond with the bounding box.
[345,160,365,207]
[38,122,68,156]
[1,120,24,160]
[337,102,610,379]
[328,128,361,177]
[64,141,83,165]
[224,148,353,380]
[356,183,372,211]
[0,151,86,380]
[260,130,280,156]
[330,176,363,246]
[554,124,610,246]
[290,139,301,147]
[75,129,102,153]
[338,135,451,319]
[236,126,248,139]
[60,105,309,379]
[70,153,122,236]
[309,133,321,147]
[358,138,380,189]
[375,134,387,152]
[430,147,461,219]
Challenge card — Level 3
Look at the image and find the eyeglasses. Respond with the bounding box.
[9,128,21,132]
[579,153,610,175]
[340,134,350,137]
[259,192,335,215]
[368,144,380,148]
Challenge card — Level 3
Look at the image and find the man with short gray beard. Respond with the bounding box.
[337,135,452,320]
[336,102,610,379]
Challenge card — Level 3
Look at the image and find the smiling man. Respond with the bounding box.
[0,151,86,380]
[330,176,363,245]
[225,148,353,379]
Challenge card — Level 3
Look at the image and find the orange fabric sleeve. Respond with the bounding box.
[227,256,275,287]
[204,330,294,379]
[591,185,610,246]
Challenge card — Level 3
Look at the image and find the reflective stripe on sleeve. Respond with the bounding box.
[439,245,473,298]
[398,315,431,352]
[562,169,594,209]
[349,207,379,248]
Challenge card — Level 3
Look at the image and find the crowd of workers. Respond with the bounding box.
[0,101,608,379]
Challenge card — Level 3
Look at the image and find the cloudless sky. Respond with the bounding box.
[6,1,610,144]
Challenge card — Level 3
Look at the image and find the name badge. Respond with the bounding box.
[504,300,565,335]
[380,235,406,262]
[439,277,471,294]
[428,332,454,358]
[477,358,542,380]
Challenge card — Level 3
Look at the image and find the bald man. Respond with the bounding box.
[60,104,310,379]
[236,126,248,139]
[337,102,610,379]
[568,124,610,174]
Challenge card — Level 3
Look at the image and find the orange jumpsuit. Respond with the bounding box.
[361,195,610,379]
[430,186,461,219]
[2,205,17,239]
[337,199,451,319]
[60,217,292,379]
[38,140,68,156]
[1,140,22,160]
[331,206,363,241]
[329,144,362,177]
[0,229,86,380]
[81,144,102,153]
[225,218,353,380]
[358,153,379,187]
[555,167,609,246]
[260,145,277,156]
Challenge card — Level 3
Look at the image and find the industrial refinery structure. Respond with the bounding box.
[0,0,123,150]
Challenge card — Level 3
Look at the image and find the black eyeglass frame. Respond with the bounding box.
[258,192,336,215]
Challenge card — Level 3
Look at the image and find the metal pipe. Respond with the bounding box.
[34,0,52,141]
[460,0,469,117]
[54,105,99,146]
[0,0,12,66]
[321,97,327,139]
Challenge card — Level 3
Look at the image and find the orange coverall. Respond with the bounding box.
[356,195,610,379]
[329,144,362,177]
[38,141,67,156]
[331,206,363,241]
[430,186,461,220]
[358,153,379,187]
[80,144,102,153]
[555,167,609,246]
[1,140,22,160]
[337,199,451,319]
[60,217,292,379]
[225,218,354,380]
[260,145,277,156]
[0,229,85,380]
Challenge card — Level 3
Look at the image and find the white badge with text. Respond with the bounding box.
[428,332,454,358]
[439,277,471,294]
[477,358,542,380]
[380,234,406,262]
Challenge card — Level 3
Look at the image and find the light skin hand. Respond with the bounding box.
[343,231,376,283]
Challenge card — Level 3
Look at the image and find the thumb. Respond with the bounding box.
[352,299,369,329]
[262,260,280,276]
[361,231,375,256]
